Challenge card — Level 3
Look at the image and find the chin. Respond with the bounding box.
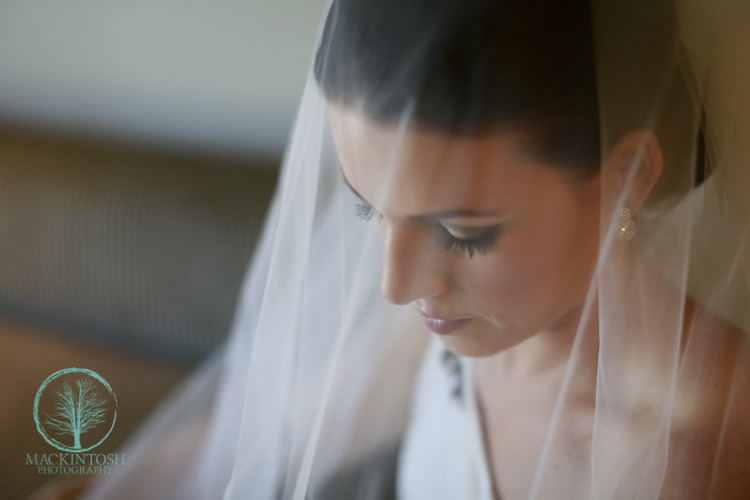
[436,334,508,358]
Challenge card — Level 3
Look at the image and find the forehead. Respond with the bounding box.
[328,105,569,215]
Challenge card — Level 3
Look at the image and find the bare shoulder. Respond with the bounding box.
[664,298,750,498]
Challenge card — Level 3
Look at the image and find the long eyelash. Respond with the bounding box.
[354,201,383,223]
[435,225,500,258]
[353,200,498,257]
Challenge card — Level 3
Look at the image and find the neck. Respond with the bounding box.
[472,304,601,500]
[476,303,599,388]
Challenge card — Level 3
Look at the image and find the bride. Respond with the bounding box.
[79,0,750,498]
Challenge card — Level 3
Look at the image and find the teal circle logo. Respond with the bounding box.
[33,368,118,453]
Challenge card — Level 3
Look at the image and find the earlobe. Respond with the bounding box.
[602,129,663,214]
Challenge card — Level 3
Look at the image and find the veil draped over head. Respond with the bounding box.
[82,0,750,499]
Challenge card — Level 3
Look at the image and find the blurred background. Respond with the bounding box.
[0,0,327,497]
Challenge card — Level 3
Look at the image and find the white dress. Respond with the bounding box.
[397,338,495,500]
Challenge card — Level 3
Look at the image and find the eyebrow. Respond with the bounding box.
[341,172,500,222]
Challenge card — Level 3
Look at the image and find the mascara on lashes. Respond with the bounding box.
[353,200,501,257]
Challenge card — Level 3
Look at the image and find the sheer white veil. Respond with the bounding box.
[81,0,750,499]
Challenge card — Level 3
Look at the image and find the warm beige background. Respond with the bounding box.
[0,320,189,499]
[0,1,323,497]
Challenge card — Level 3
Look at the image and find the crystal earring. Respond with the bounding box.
[615,206,636,241]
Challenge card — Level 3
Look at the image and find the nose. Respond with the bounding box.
[379,221,449,305]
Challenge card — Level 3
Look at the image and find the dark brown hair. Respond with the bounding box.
[315,0,701,202]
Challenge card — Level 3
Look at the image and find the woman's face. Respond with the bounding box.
[330,106,602,357]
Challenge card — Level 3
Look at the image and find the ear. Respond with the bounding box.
[602,129,663,214]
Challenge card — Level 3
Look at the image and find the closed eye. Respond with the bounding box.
[354,201,383,223]
[434,223,502,258]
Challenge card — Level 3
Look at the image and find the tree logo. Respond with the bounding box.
[33,368,118,453]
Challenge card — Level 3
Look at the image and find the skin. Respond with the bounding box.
[329,104,750,499]
[329,104,602,361]
[330,104,605,498]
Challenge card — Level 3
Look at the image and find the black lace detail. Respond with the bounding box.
[441,348,465,405]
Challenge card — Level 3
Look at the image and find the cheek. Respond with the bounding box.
[523,210,600,304]
[459,213,598,312]
[457,251,547,312]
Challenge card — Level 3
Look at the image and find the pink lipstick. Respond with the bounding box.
[418,312,473,335]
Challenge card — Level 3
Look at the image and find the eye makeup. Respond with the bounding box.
[345,174,503,258]
[434,222,502,257]
[353,199,502,257]
[354,201,384,223]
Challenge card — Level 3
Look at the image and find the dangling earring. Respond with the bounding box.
[615,207,636,241]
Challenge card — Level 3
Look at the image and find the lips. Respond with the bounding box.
[417,311,473,335]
